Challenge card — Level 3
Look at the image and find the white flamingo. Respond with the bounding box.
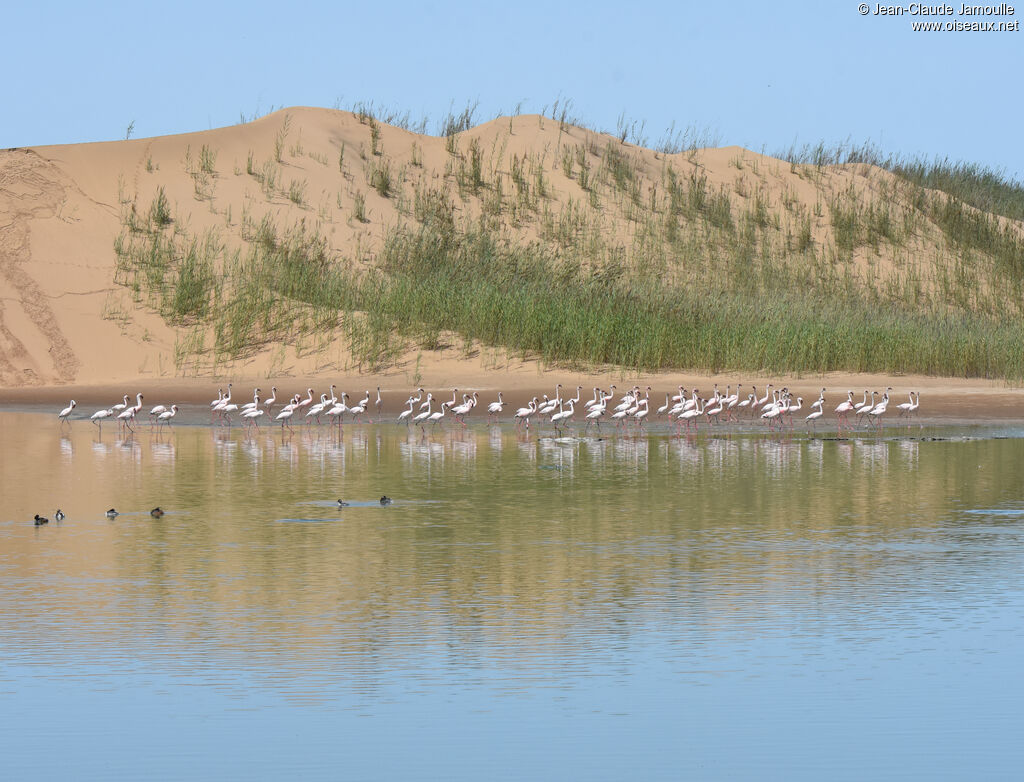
[58,400,76,426]
[752,384,772,417]
[835,391,856,429]
[426,400,448,428]
[90,408,114,431]
[451,392,478,426]
[514,397,538,430]
[584,401,606,431]
[551,399,576,433]
[633,398,650,430]
[241,406,265,429]
[412,395,434,425]
[677,398,704,432]
[805,399,824,430]
[157,405,179,429]
[398,397,416,424]
[867,390,891,428]
[897,391,916,418]
[117,393,144,433]
[112,394,130,414]
[275,397,299,431]
[487,392,505,423]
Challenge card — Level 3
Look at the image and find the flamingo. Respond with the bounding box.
[412,395,434,426]
[806,399,824,430]
[551,399,576,433]
[149,403,170,428]
[241,406,265,429]
[538,385,563,418]
[117,393,144,433]
[451,392,478,426]
[724,384,744,421]
[610,404,632,427]
[58,400,76,426]
[219,399,240,425]
[656,393,672,418]
[752,384,772,417]
[305,394,330,424]
[760,398,784,430]
[487,392,505,423]
[514,397,538,430]
[584,401,606,431]
[855,391,877,426]
[348,392,370,423]
[897,391,916,418]
[157,405,179,429]
[275,401,297,432]
[785,397,803,429]
[741,386,758,414]
[681,388,700,413]
[426,400,448,428]
[677,398,704,432]
[325,394,348,427]
[906,391,921,420]
[736,392,754,416]
[835,391,856,429]
[90,408,114,431]
[294,388,315,413]
[112,394,130,414]
[633,398,650,430]
[263,387,278,415]
[853,390,870,414]
[614,387,639,414]
[211,384,232,423]
[398,397,416,424]
[867,390,891,429]
[704,394,725,425]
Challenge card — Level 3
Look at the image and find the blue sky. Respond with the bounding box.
[6,1,1022,177]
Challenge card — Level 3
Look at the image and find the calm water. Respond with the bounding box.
[3,410,1024,780]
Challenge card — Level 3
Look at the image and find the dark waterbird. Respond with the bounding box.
[33,514,48,526]
[380,496,393,506]
[337,499,349,507]
[54,509,65,521]
[150,507,164,518]
[106,508,119,518]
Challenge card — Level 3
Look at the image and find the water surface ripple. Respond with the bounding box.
[2,412,1024,779]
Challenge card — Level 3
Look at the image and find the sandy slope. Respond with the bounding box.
[1,106,1022,420]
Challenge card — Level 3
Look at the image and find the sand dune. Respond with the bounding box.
[1,106,1022,414]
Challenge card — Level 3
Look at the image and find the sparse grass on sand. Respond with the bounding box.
[111,107,1024,380]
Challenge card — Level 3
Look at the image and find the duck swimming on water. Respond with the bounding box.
[54,509,65,521]
[34,514,48,526]
[337,499,349,507]
[150,507,164,518]
[380,496,393,506]
[106,508,119,518]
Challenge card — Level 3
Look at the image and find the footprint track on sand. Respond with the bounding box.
[0,149,83,384]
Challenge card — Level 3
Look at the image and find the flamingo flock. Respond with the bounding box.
[54,382,925,436]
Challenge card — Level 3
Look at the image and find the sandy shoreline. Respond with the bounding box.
[4,369,1023,422]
